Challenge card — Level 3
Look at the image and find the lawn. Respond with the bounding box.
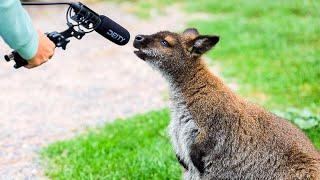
[41,110,181,179]
[41,0,319,179]
[186,0,319,111]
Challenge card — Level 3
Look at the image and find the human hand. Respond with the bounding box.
[26,30,55,69]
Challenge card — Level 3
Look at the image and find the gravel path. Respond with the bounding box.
[0,2,186,179]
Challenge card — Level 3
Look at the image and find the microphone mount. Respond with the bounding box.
[46,2,102,50]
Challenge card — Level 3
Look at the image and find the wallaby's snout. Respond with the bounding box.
[133,34,148,49]
[133,34,154,61]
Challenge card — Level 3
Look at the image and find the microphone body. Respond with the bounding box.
[71,2,130,46]
[95,15,130,46]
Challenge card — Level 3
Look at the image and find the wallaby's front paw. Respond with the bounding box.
[190,143,205,174]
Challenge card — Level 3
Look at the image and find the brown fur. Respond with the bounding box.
[133,28,320,179]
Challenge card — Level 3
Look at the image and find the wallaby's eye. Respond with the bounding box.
[160,40,170,47]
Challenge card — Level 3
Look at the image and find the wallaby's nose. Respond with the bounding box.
[135,35,145,42]
[134,35,148,49]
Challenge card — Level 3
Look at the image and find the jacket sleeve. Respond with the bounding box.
[0,0,38,60]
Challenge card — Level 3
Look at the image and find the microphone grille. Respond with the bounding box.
[95,15,130,46]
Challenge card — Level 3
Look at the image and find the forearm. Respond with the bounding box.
[0,0,38,60]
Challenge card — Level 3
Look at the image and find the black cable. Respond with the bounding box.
[21,2,71,6]
[22,1,97,34]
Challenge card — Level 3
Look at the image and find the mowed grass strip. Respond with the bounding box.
[41,109,181,180]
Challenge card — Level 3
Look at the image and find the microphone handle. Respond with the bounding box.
[4,33,59,69]
[4,51,29,69]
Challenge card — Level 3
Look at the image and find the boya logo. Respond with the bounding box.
[107,29,126,42]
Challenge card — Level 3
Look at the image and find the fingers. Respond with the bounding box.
[24,29,56,69]
[25,58,49,69]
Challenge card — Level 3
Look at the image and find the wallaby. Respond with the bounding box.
[133,28,320,180]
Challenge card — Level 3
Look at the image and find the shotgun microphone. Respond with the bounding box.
[70,2,130,46]
[95,15,130,46]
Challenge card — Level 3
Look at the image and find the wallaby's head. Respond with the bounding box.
[133,28,219,75]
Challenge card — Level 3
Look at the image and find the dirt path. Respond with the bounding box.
[0,2,186,179]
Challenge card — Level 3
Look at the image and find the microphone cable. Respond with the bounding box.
[21,2,71,6]
[22,1,100,34]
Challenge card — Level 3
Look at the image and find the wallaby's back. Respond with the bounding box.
[173,61,320,179]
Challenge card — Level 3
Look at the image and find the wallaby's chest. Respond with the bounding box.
[168,89,200,177]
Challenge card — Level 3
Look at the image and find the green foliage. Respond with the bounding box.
[41,109,181,179]
[274,108,319,130]
[274,108,320,149]
[304,125,320,149]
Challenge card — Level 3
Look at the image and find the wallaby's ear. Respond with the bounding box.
[190,35,219,56]
[183,28,199,37]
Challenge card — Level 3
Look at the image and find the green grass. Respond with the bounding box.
[41,109,181,179]
[107,0,177,19]
[186,0,320,112]
[305,125,320,148]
